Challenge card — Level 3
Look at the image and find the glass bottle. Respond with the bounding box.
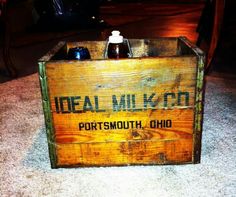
[67,47,91,60]
[107,31,129,59]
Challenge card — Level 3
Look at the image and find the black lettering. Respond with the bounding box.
[136,121,142,129]
[129,121,135,128]
[177,92,189,106]
[97,122,103,130]
[112,95,126,111]
[104,122,109,130]
[117,121,123,129]
[123,121,129,129]
[85,123,91,130]
[79,123,84,130]
[91,122,97,130]
[127,94,131,111]
[60,97,71,113]
[150,120,156,128]
[150,120,172,128]
[83,96,94,112]
[110,122,117,129]
[144,93,157,110]
[95,96,106,112]
[71,96,82,113]
[156,120,163,128]
[164,93,176,107]
[55,97,60,113]
[166,120,172,128]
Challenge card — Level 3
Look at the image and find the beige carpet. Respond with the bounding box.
[0,73,235,197]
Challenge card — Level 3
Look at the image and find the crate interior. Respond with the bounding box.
[50,38,196,60]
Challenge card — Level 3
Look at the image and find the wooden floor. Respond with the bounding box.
[100,2,203,43]
[0,1,235,82]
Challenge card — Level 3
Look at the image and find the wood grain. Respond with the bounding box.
[56,138,193,167]
[39,38,204,167]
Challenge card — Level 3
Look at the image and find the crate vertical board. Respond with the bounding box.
[39,37,205,168]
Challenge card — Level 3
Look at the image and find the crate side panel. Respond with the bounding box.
[56,138,193,167]
[46,58,197,102]
[130,38,178,57]
[46,57,197,144]
[38,62,57,168]
[53,109,194,143]
[193,54,205,163]
[67,41,106,59]
[177,37,205,163]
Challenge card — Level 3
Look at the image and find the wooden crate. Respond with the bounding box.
[38,37,205,168]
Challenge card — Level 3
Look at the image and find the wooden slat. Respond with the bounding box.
[56,139,193,167]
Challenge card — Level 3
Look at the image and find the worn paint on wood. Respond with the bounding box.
[39,37,205,168]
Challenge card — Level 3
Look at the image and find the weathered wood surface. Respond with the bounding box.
[66,38,178,59]
[57,139,193,166]
[39,38,204,167]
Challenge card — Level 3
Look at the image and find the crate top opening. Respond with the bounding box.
[39,37,204,62]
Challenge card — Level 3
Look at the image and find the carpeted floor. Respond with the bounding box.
[0,73,236,196]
